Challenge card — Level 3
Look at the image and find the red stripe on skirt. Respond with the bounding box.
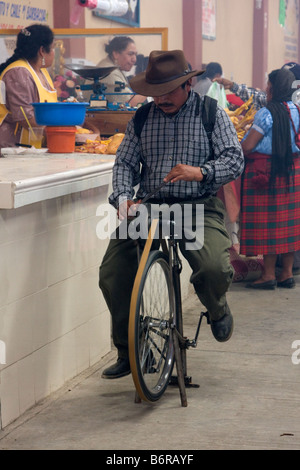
[240,152,300,255]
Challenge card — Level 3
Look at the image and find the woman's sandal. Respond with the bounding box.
[277,278,295,288]
[246,279,276,290]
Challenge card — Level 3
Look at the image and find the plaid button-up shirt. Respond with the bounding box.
[109,90,244,208]
[230,82,267,110]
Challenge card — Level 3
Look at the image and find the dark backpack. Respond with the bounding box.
[133,94,217,157]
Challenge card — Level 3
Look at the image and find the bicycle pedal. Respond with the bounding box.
[203,311,211,324]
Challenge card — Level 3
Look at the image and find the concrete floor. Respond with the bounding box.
[0,279,300,450]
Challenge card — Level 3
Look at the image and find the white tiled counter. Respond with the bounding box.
[0,153,115,428]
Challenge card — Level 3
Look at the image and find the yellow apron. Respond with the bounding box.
[0,59,57,144]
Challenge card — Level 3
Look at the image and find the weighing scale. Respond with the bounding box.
[65,64,137,111]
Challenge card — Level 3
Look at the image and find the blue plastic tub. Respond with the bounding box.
[32,102,89,126]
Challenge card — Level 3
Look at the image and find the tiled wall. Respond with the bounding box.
[0,185,112,428]
[0,182,193,428]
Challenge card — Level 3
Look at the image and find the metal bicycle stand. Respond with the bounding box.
[170,310,209,407]
[167,234,210,407]
[134,310,209,407]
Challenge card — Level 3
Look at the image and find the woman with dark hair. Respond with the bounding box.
[240,68,300,289]
[97,36,146,107]
[0,24,57,149]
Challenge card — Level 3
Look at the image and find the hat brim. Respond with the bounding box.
[129,69,204,97]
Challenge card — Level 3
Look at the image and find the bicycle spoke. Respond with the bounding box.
[147,333,166,359]
[149,325,169,341]
[130,251,177,401]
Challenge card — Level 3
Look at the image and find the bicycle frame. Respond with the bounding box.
[129,213,208,406]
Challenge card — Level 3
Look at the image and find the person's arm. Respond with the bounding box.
[241,128,264,156]
[4,68,39,128]
[108,117,141,211]
[201,106,245,185]
[240,107,270,155]
[213,77,267,109]
[213,77,233,90]
[164,106,244,189]
[164,165,205,183]
[117,199,139,220]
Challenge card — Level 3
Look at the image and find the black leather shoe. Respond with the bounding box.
[246,279,276,290]
[210,304,234,343]
[277,277,295,288]
[101,358,131,379]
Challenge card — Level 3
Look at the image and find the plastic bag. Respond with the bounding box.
[206,81,228,109]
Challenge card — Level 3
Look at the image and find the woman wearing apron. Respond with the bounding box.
[0,24,57,150]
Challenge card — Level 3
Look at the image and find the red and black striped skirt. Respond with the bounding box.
[240,152,300,256]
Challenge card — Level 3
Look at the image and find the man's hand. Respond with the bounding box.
[117,199,141,220]
[164,164,203,183]
[213,77,234,90]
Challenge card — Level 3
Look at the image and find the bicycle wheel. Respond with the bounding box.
[129,250,177,402]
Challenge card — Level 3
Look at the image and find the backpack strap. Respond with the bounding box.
[133,101,153,138]
[202,95,218,158]
[283,101,300,137]
[134,95,217,143]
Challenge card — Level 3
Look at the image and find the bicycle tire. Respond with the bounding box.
[129,250,177,402]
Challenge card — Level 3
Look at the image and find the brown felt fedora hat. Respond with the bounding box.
[129,50,204,97]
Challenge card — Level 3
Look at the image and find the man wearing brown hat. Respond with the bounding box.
[99,50,244,379]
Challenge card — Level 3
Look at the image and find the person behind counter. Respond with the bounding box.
[97,36,146,108]
[0,24,57,150]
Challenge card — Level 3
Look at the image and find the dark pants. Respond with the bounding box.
[99,196,234,360]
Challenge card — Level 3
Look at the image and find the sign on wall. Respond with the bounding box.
[92,0,140,27]
[202,0,216,40]
[279,0,299,63]
[0,0,52,61]
[0,0,50,29]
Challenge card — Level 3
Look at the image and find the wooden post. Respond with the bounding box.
[52,0,86,59]
[252,0,269,90]
[182,0,203,70]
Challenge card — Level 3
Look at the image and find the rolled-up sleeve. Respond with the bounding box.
[108,119,142,208]
[203,107,244,189]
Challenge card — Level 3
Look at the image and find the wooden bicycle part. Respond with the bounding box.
[128,216,200,406]
[128,218,159,403]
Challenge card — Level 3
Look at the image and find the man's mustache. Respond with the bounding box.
[158,103,173,108]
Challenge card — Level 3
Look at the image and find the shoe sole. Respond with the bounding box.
[246,282,276,290]
[277,285,295,289]
[101,369,131,380]
[277,279,295,288]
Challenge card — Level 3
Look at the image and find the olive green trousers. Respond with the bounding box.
[99,196,234,360]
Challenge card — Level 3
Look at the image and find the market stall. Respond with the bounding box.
[63,64,136,137]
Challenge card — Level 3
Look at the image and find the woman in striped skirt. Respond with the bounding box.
[240,68,300,290]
